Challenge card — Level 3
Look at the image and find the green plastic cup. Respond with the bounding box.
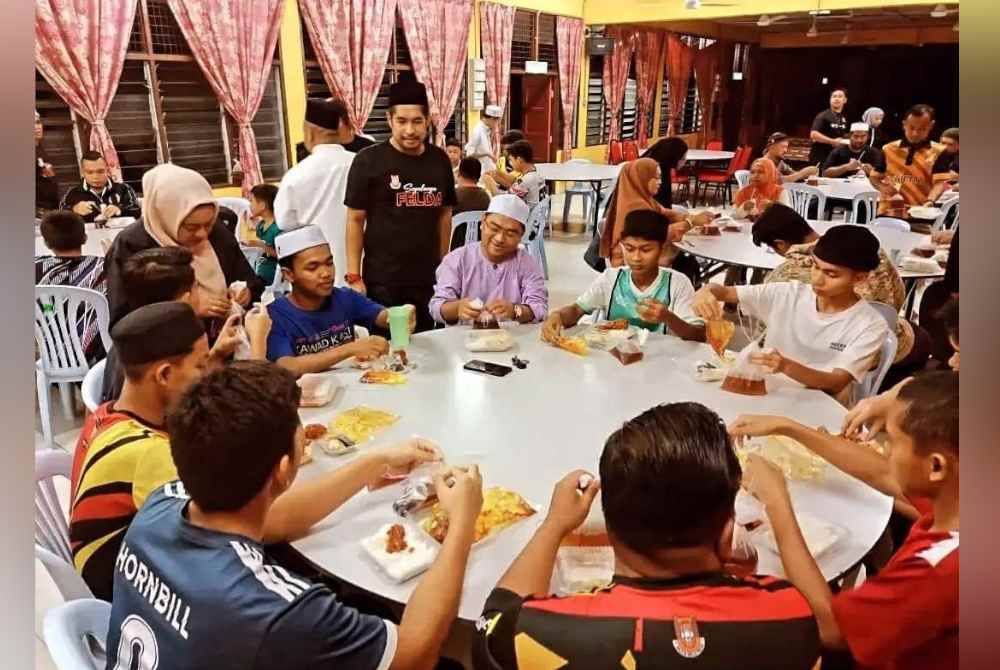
[388,305,412,350]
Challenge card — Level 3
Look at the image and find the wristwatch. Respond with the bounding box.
[513,304,524,322]
[344,273,363,284]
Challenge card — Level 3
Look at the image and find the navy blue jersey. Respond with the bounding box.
[105,482,396,670]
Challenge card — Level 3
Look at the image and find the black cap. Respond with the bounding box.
[622,209,669,244]
[112,302,205,366]
[305,98,343,131]
[388,80,429,108]
[813,225,880,272]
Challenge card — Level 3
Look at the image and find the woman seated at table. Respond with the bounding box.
[693,224,889,406]
[752,204,930,389]
[104,163,264,331]
[543,210,704,341]
[733,158,791,219]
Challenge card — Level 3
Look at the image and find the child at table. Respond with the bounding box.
[244,184,280,285]
[692,224,888,406]
[730,370,958,670]
[541,210,705,341]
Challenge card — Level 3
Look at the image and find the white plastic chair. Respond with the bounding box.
[451,210,486,247]
[562,159,596,225]
[43,599,110,670]
[857,328,898,401]
[80,358,106,414]
[241,245,264,269]
[522,199,550,279]
[847,190,880,224]
[36,449,94,602]
[785,183,827,221]
[933,198,959,232]
[734,169,751,190]
[35,287,112,448]
[870,217,910,232]
[869,302,900,331]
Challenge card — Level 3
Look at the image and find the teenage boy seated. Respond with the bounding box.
[693,224,888,405]
[504,140,547,208]
[731,371,958,670]
[266,225,414,376]
[431,194,548,325]
[100,247,271,402]
[541,210,704,340]
[105,361,484,669]
[451,158,492,250]
[752,204,924,388]
[473,402,820,670]
[70,302,213,601]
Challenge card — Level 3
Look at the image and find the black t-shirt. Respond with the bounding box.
[944,227,958,294]
[822,144,886,174]
[344,135,376,154]
[473,576,820,670]
[932,150,959,176]
[344,141,457,288]
[808,109,849,165]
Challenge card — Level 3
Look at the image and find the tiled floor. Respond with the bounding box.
[33,194,601,669]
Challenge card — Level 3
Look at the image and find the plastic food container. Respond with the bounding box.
[361,522,438,583]
[465,329,515,352]
[553,546,614,596]
[297,374,340,407]
[753,513,848,559]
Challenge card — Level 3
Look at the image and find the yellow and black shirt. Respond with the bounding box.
[69,402,177,601]
[473,573,819,669]
[881,139,944,209]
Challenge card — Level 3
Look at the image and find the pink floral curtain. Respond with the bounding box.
[480,2,515,147]
[665,33,695,136]
[398,0,473,145]
[299,0,398,131]
[556,16,583,160]
[602,27,636,150]
[633,31,664,148]
[166,0,284,196]
[35,0,139,182]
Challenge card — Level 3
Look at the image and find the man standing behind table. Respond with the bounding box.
[466,104,503,176]
[59,151,141,224]
[344,80,457,333]
[822,122,887,179]
[878,104,944,215]
[275,98,359,287]
[431,194,547,326]
[808,87,850,167]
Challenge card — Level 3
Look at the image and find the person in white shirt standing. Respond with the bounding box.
[274,98,357,286]
[692,224,889,406]
[466,105,502,175]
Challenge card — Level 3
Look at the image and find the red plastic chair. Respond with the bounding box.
[622,140,640,162]
[671,169,692,204]
[706,139,723,151]
[735,144,754,171]
[694,146,748,206]
[608,141,624,165]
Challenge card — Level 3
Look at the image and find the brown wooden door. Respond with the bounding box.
[521,75,555,162]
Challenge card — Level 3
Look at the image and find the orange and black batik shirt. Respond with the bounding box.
[473,572,820,670]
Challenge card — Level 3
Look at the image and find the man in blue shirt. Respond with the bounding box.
[105,361,484,669]
[266,225,415,376]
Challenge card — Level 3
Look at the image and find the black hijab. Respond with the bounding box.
[642,137,689,208]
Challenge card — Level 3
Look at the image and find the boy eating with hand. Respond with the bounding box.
[692,224,888,405]
[541,210,705,342]
[732,371,958,670]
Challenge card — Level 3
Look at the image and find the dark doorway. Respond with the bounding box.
[521,75,558,162]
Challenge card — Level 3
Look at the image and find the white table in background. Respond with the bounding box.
[678,218,945,281]
[34,220,130,257]
[537,162,622,234]
[813,176,879,202]
[291,325,891,621]
[685,149,735,162]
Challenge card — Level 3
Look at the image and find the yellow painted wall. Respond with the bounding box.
[585,0,943,25]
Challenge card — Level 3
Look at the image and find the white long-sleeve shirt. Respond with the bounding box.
[465,121,496,174]
[274,144,355,285]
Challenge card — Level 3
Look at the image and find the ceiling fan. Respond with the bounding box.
[930,4,959,18]
[683,0,739,9]
[756,14,789,27]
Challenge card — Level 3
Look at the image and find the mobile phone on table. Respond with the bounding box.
[463,359,512,377]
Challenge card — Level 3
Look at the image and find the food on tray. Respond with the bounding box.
[360,370,408,385]
[330,406,399,444]
[706,319,736,358]
[553,336,588,356]
[361,522,437,583]
[596,318,629,331]
[465,329,515,352]
[421,487,536,544]
[737,435,826,481]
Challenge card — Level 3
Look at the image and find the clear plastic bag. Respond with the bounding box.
[297,373,338,408]
[721,340,769,396]
[227,281,252,360]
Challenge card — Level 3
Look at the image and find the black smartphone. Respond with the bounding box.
[463,359,513,377]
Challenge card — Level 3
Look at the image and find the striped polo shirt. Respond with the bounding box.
[881,139,944,209]
[474,573,819,669]
[69,402,177,601]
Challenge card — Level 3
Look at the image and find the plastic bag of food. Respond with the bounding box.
[393,473,438,517]
[297,373,338,407]
[706,319,735,360]
[465,329,515,352]
[610,338,643,365]
[721,340,769,396]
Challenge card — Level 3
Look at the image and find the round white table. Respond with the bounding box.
[292,326,892,621]
[537,162,623,234]
[678,218,945,280]
[685,149,735,162]
[813,177,879,202]
[34,221,129,257]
